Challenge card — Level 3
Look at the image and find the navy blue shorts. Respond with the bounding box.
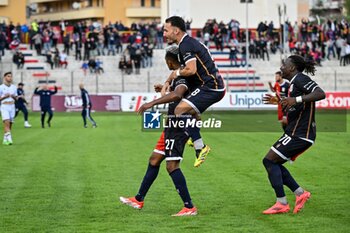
[271,134,313,161]
[183,87,225,114]
[164,122,189,161]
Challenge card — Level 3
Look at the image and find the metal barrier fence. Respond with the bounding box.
[9,68,350,95]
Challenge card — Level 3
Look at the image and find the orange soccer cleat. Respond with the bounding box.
[119,196,144,210]
[172,207,198,217]
[293,191,311,214]
[263,202,290,214]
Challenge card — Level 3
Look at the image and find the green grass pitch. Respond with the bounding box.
[0,111,349,233]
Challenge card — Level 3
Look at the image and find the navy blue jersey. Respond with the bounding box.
[16,88,26,106]
[168,77,190,115]
[81,88,91,108]
[285,73,319,141]
[178,35,224,90]
[34,86,57,108]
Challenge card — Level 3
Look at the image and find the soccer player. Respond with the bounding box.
[162,16,226,165]
[15,82,32,128]
[34,85,58,128]
[268,71,290,130]
[120,51,197,216]
[0,72,17,145]
[262,55,326,214]
[79,84,97,128]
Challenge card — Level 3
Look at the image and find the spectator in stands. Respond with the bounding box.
[115,30,122,53]
[241,46,247,67]
[147,44,154,67]
[119,57,127,74]
[142,37,150,67]
[259,37,269,61]
[90,37,98,58]
[43,30,51,54]
[74,37,82,61]
[53,47,60,68]
[326,38,336,60]
[9,37,20,50]
[95,58,104,74]
[156,26,164,49]
[134,49,142,74]
[229,45,238,67]
[335,35,345,60]
[97,31,105,56]
[185,18,193,36]
[88,58,97,73]
[107,30,116,55]
[214,32,223,51]
[83,38,91,61]
[59,50,68,68]
[0,30,6,60]
[300,18,309,42]
[46,51,54,69]
[81,60,89,76]
[63,33,70,55]
[13,50,25,69]
[32,33,43,55]
[203,31,210,46]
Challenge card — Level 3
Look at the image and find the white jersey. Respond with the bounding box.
[0,83,17,104]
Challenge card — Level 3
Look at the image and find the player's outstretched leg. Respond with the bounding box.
[279,164,311,213]
[262,155,290,214]
[182,115,211,168]
[120,153,164,210]
[166,161,197,216]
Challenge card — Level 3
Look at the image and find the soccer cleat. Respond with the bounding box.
[119,196,144,209]
[263,202,290,214]
[92,124,97,128]
[3,140,10,146]
[172,207,198,217]
[187,138,194,147]
[24,122,32,128]
[194,145,211,167]
[84,125,88,128]
[47,121,51,127]
[293,191,311,214]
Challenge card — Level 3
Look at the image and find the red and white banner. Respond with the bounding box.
[32,95,121,112]
[316,92,350,109]
[31,92,350,112]
[117,92,350,112]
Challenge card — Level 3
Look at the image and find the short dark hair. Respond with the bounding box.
[165,16,186,32]
[165,51,179,64]
[4,72,12,77]
[275,71,282,76]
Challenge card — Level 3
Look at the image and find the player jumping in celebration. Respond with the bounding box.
[15,82,32,128]
[120,51,198,216]
[268,71,290,130]
[79,84,97,128]
[162,16,225,165]
[262,55,325,214]
[0,72,17,145]
[34,85,58,128]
